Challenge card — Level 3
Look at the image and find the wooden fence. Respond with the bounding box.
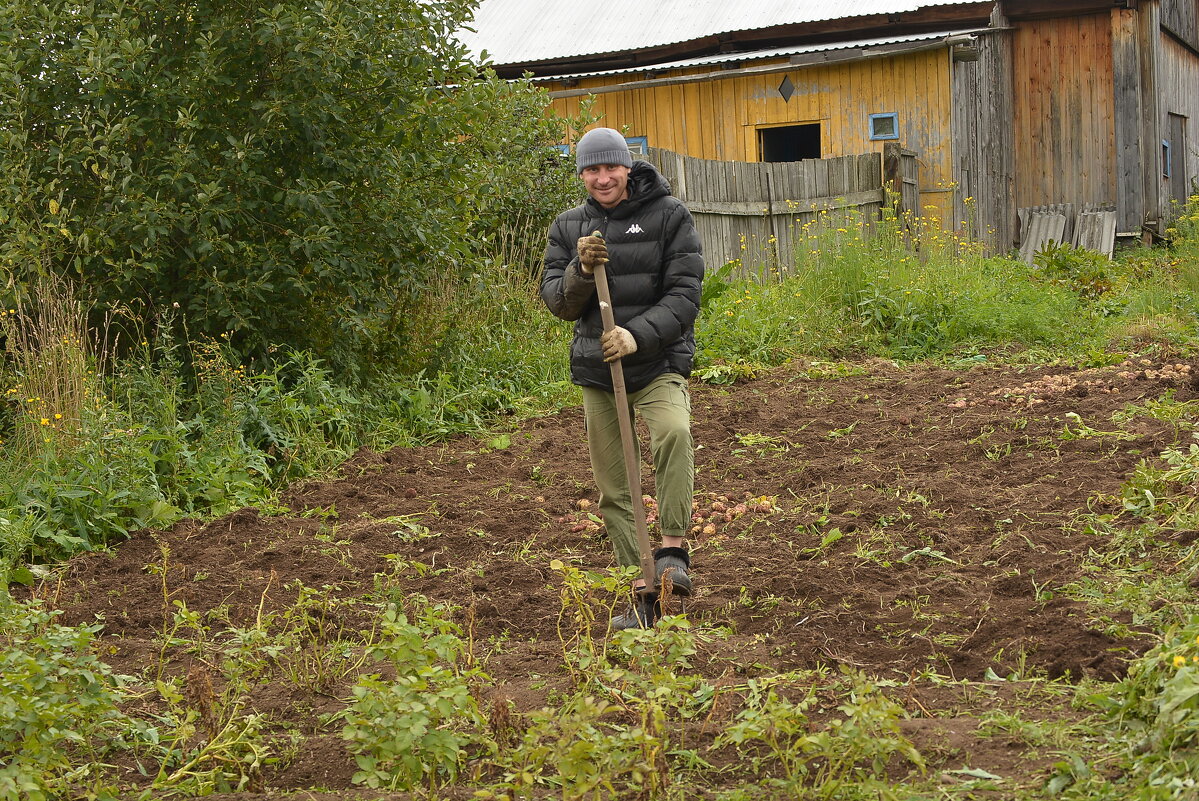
[642,145,919,276]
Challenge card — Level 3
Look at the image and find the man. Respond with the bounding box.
[540,127,704,629]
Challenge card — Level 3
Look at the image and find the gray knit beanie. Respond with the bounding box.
[575,127,633,173]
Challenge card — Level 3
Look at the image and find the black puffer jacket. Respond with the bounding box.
[541,161,704,392]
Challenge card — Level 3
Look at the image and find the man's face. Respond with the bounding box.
[581,163,630,209]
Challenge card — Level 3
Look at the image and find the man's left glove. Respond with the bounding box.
[601,326,638,362]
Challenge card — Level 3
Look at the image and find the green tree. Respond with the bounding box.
[0,0,571,375]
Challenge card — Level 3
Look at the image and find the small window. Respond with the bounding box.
[759,124,821,162]
[625,136,648,155]
[869,112,899,141]
[1162,139,1171,178]
[552,144,569,156]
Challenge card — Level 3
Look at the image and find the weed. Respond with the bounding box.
[716,670,924,795]
[1085,615,1199,792]
[694,360,761,385]
[1059,412,1136,441]
[732,431,789,456]
[550,559,630,680]
[1112,389,1199,433]
[1033,241,1114,300]
[1122,434,1199,522]
[148,675,272,795]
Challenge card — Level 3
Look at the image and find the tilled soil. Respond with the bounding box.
[43,355,1199,797]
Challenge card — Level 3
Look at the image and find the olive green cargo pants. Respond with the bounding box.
[581,372,694,569]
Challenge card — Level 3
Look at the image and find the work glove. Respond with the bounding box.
[576,234,608,275]
[601,326,638,362]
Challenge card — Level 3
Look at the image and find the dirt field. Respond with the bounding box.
[44,355,1199,797]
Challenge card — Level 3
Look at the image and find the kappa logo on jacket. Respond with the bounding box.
[624,223,645,234]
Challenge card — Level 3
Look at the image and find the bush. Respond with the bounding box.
[0,0,576,376]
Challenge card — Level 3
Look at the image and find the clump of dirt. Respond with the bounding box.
[42,356,1199,794]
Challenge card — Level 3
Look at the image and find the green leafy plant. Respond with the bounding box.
[499,694,661,800]
[549,559,631,681]
[0,595,131,800]
[716,671,923,796]
[341,602,492,791]
[1122,434,1199,522]
[1033,241,1114,300]
[1085,616,1199,793]
[147,675,273,797]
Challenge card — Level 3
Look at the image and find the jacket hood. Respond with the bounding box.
[586,161,672,220]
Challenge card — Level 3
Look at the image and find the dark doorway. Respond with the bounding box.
[759,123,821,162]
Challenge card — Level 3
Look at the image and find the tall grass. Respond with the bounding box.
[0,224,570,575]
[0,272,92,452]
[382,214,574,436]
[697,195,1199,367]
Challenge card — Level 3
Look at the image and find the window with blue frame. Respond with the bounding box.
[625,136,649,155]
[1162,140,1171,178]
[562,136,648,158]
[869,113,899,141]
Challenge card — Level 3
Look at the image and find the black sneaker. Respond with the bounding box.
[654,547,692,597]
[611,592,660,631]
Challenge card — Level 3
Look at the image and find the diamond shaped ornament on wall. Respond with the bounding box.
[778,76,795,102]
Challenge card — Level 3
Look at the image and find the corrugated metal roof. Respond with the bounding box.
[530,29,987,83]
[457,0,989,66]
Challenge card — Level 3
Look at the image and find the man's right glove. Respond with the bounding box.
[576,235,608,275]
[600,326,638,362]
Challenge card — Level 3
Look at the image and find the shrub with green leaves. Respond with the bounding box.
[0,0,573,374]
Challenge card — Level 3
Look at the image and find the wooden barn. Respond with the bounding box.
[459,0,1199,254]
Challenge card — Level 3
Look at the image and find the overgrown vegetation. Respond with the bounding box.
[1,192,1198,796]
[698,197,1199,368]
[3,190,1199,576]
[0,0,584,376]
[3,1,1199,793]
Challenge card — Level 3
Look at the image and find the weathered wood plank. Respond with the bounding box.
[642,148,887,274]
[1111,8,1146,233]
[686,189,886,216]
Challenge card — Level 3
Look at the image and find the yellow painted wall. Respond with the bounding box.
[549,49,957,222]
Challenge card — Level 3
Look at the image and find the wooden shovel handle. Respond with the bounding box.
[590,233,657,593]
